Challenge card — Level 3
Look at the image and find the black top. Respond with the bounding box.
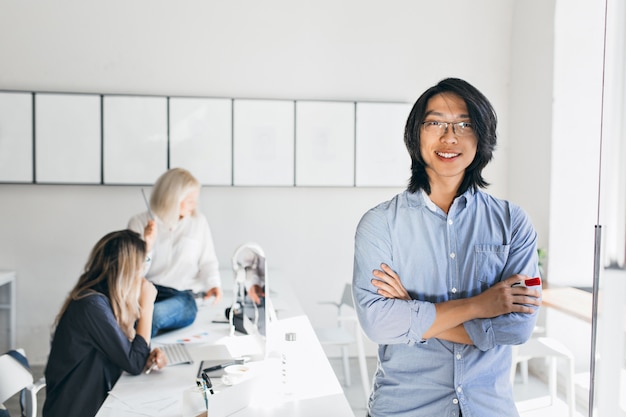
[43,293,150,417]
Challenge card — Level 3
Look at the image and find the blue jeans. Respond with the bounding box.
[151,285,198,337]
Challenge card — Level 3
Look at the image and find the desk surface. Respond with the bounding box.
[542,285,626,331]
[541,286,593,323]
[95,273,355,417]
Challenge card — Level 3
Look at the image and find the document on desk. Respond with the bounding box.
[105,376,185,416]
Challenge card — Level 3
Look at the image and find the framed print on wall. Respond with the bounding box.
[35,93,101,184]
[0,92,33,183]
[295,101,355,187]
[355,102,412,187]
[233,99,295,186]
[103,95,168,184]
[169,97,232,186]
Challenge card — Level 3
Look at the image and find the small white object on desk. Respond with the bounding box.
[221,364,251,386]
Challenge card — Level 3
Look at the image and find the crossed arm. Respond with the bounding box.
[370,264,542,345]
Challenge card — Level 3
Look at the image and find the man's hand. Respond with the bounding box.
[472,275,542,318]
[248,284,265,305]
[371,263,411,300]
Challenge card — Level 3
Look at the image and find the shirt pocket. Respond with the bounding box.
[474,244,510,290]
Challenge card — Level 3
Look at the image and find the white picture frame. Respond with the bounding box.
[295,101,355,186]
[0,92,33,183]
[35,93,101,184]
[355,102,412,187]
[233,99,295,186]
[103,95,168,184]
[169,97,232,186]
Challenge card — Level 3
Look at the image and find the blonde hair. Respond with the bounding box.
[54,230,147,340]
[150,168,200,228]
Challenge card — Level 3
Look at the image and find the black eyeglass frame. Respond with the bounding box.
[421,120,474,136]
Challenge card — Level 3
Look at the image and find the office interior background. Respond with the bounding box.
[1,2,621,411]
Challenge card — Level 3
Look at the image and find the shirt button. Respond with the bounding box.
[448,219,453,225]
[450,252,456,259]
[451,287,457,293]
[457,386,462,393]
[456,353,461,360]
[452,399,459,404]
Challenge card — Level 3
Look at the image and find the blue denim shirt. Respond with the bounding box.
[353,188,540,417]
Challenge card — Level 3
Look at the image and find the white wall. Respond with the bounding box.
[507,0,555,252]
[548,0,606,288]
[0,0,565,364]
[544,0,607,393]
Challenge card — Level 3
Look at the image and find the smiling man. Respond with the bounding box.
[352,78,542,417]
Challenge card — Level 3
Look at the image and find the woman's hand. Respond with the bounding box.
[371,263,411,300]
[143,220,157,253]
[204,286,223,304]
[144,347,168,374]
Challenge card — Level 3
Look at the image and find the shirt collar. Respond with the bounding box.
[413,187,476,214]
[420,189,439,212]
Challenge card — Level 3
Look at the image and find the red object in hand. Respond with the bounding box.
[513,277,541,287]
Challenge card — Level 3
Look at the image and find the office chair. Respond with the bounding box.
[314,283,370,401]
[0,349,46,417]
[510,336,576,417]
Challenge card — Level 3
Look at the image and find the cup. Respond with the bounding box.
[221,364,250,385]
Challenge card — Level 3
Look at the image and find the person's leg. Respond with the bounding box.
[151,289,198,337]
[155,284,181,302]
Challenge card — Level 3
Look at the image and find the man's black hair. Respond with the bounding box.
[404,77,498,195]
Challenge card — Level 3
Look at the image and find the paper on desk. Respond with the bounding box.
[214,334,264,358]
[101,395,178,417]
[107,375,189,416]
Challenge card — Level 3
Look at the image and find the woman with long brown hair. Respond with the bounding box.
[43,229,166,417]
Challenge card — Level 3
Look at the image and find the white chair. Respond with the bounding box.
[0,349,46,417]
[314,283,370,400]
[510,336,576,417]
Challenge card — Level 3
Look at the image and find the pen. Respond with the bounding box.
[145,360,158,374]
[202,358,246,373]
[141,188,154,220]
[201,372,214,395]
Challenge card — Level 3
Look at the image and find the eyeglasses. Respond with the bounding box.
[421,120,474,137]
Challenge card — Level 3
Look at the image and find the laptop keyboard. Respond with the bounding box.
[159,343,194,365]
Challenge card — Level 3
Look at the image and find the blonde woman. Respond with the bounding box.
[43,230,166,417]
[128,168,222,336]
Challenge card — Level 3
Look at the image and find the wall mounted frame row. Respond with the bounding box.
[0,91,412,187]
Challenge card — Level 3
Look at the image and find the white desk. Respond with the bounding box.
[0,270,16,350]
[96,274,355,417]
[542,285,626,331]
